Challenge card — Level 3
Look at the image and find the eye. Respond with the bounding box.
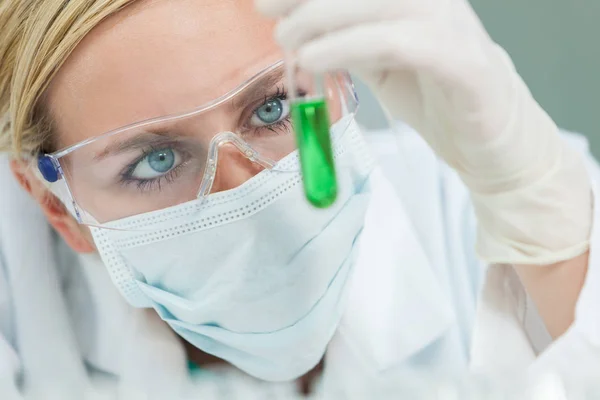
[129,148,181,179]
[250,97,290,127]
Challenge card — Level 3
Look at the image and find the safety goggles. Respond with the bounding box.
[37,61,359,225]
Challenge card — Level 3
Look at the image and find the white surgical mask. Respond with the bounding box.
[91,117,375,381]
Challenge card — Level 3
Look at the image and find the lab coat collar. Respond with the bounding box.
[0,155,88,390]
[74,253,190,390]
[334,168,456,372]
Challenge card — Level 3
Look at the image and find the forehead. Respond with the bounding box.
[46,0,281,148]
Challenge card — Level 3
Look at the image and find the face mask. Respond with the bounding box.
[91,117,375,381]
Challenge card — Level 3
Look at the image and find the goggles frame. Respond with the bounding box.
[36,60,359,225]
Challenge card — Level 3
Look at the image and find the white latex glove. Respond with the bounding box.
[256,0,592,265]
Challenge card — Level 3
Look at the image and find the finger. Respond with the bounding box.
[295,21,437,73]
[254,0,302,18]
[276,0,432,50]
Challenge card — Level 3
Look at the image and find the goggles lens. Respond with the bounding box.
[45,63,358,224]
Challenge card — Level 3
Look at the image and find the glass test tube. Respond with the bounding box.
[287,61,338,208]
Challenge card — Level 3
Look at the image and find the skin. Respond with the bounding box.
[9,0,587,385]
[515,255,588,339]
[11,0,324,391]
[13,0,283,249]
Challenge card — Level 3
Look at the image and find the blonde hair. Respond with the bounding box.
[0,0,133,156]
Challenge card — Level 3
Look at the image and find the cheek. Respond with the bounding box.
[329,91,343,122]
[324,77,344,122]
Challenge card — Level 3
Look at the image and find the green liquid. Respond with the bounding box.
[291,98,337,208]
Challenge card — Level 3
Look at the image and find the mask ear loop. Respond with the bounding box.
[197,131,277,198]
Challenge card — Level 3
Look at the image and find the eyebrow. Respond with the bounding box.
[93,132,177,161]
[93,67,286,161]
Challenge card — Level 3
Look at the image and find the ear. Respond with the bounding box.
[10,159,96,253]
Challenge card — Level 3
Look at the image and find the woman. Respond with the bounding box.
[0,0,599,397]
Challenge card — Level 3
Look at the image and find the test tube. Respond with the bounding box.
[287,61,338,208]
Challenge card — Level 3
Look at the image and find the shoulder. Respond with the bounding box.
[364,121,436,164]
[363,123,484,345]
[0,154,70,336]
[363,121,479,270]
[363,122,468,208]
[363,122,443,189]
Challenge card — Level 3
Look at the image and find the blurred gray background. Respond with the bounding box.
[354,0,600,156]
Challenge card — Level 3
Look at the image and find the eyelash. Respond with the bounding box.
[247,85,294,137]
[119,144,189,192]
[118,85,297,192]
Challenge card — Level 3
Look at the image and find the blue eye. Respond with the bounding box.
[130,148,180,179]
[251,98,290,127]
[257,99,283,123]
[148,149,175,172]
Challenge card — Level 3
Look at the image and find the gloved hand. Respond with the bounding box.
[256,0,592,265]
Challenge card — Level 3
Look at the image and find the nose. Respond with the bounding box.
[210,143,266,193]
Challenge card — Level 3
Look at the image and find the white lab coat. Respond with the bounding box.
[320,125,600,398]
[1,124,599,398]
